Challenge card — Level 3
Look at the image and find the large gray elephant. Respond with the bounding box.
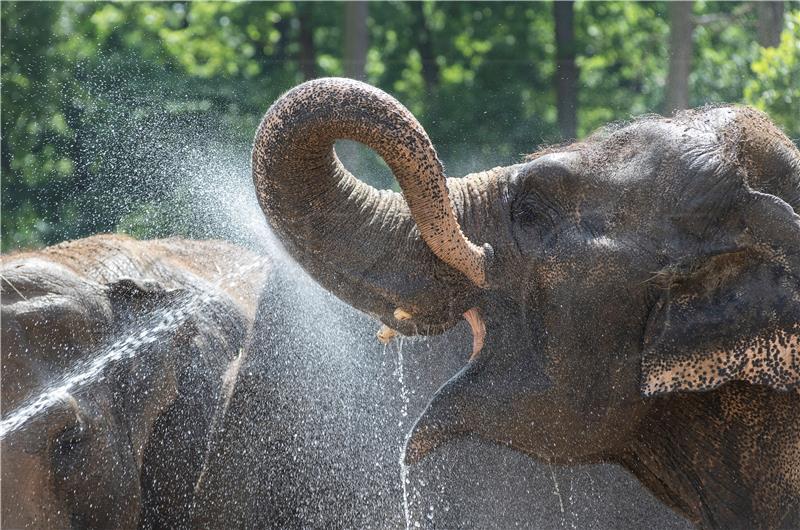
[251,78,799,528]
[1,234,267,529]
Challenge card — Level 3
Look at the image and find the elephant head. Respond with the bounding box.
[0,260,179,528]
[253,79,799,525]
[1,235,266,529]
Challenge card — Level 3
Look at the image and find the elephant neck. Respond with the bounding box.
[620,382,799,529]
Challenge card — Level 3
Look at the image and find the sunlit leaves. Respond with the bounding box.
[157,3,263,79]
[90,4,126,40]
[691,3,760,107]
[745,11,800,138]
[575,1,669,135]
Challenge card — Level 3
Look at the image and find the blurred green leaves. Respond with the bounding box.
[745,12,800,137]
[576,1,669,134]
[2,1,798,251]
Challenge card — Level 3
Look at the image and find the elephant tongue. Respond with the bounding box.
[463,307,485,361]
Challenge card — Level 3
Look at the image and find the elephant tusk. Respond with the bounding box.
[377,325,398,344]
[393,308,413,321]
[463,307,486,361]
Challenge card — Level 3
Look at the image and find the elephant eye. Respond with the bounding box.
[512,195,539,227]
[51,422,88,475]
[511,190,562,254]
[513,191,561,230]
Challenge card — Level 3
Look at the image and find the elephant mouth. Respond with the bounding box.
[376,306,486,362]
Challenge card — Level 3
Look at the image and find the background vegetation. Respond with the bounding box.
[2,1,798,251]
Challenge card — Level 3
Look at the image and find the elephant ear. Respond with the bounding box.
[642,192,800,396]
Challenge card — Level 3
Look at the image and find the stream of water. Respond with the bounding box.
[0,261,263,440]
[393,337,416,529]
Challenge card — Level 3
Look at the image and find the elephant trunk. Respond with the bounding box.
[252,78,490,331]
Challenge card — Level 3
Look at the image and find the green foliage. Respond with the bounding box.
[575,1,670,135]
[2,1,798,251]
[691,3,760,107]
[745,11,800,138]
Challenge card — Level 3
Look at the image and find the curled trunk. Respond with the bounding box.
[252,78,491,332]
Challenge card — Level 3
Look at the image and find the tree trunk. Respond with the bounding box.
[756,1,784,48]
[553,1,578,139]
[344,2,368,80]
[297,4,317,80]
[665,1,694,115]
[412,2,438,90]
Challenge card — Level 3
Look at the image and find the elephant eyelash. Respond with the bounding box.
[512,200,538,226]
[51,422,88,475]
[512,192,560,230]
[509,191,565,259]
[54,427,84,453]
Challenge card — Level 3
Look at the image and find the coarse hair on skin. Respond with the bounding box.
[523,104,757,163]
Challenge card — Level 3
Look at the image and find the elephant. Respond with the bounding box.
[1,234,268,529]
[250,77,800,529]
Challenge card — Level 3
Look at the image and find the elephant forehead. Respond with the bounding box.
[1,258,109,317]
[1,260,111,407]
[569,108,734,191]
[4,292,108,331]
[1,286,111,370]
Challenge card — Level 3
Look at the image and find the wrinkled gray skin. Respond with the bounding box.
[1,234,267,529]
[252,78,800,528]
